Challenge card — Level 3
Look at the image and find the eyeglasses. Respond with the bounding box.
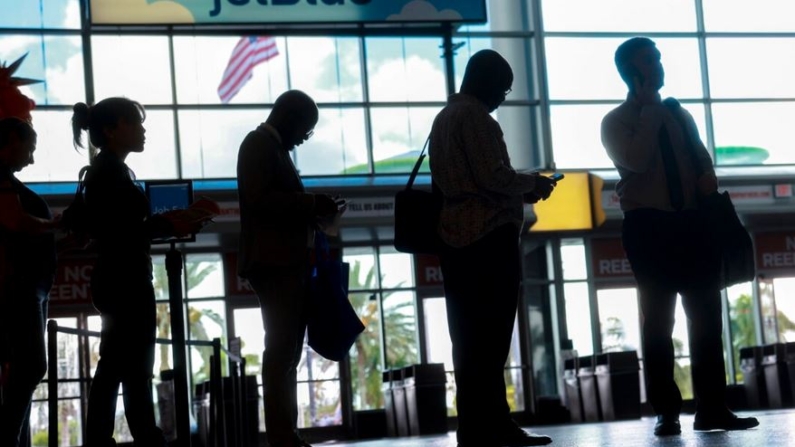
[304,129,314,140]
[504,88,512,97]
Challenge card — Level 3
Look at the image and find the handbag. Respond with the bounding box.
[664,98,755,288]
[307,232,365,361]
[394,137,443,255]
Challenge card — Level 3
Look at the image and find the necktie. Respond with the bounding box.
[657,123,684,211]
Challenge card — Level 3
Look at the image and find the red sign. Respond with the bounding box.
[590,238,633,278]
[413,254,444,287]
[49,258,94,305]
[754,232,795,273]
[224,253,256,296]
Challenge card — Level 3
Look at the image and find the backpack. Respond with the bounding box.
[60,166,92,245]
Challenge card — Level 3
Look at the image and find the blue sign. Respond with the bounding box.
[90,0,487,25]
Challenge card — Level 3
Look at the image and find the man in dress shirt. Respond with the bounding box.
[236,90,340,447]
[601,37,759,437]
[430,49,556,447]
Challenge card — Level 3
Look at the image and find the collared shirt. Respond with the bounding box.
[262,122,283,145]
[601,95,714,212]
[429,93,537,248]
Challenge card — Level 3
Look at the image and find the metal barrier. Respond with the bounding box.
[46,321,251,447]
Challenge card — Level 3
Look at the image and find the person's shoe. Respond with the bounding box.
[694,409,759,431]
[498,423,553,446]
[653,414,681,436]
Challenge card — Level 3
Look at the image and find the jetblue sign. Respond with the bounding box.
[91,0,487,25]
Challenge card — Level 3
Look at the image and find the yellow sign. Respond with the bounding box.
[529,172,605,232]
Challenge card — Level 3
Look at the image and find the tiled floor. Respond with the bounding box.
[319,410,795,446]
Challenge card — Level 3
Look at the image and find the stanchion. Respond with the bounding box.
[167,241,192,447]
[47,320,58,447]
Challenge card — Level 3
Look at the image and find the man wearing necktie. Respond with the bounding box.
[601,37,759,437]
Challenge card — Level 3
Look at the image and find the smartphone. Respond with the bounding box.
[625,65,645,93]
[549,172,565,182]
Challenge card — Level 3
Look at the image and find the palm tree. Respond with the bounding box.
[729,294,795,382]
[346,260,418,410]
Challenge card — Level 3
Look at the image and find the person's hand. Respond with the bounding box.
[333,195,348,216]
[632,75,662,106]
[532,174,556,201]
[697,171,718,197]
[315,194,338,217]
[161,211,204,237]
[523,192,541,204]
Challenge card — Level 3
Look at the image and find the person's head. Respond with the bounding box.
[615,37,664,93]
[266,90,318,151]
[71,97,146,157]
[460,49,513,112]
[0,117,37,172]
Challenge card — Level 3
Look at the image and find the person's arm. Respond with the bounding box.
[458,111,537,196]
[237,132,318,223]
[601,104,666,173]
[0,184,57,234]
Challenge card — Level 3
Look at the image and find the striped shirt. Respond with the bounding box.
[429,94,537,248]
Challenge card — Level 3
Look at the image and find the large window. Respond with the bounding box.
[542,0,795,169]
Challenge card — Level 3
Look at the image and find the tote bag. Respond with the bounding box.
[394,137,443,255]
[307,233,365,361]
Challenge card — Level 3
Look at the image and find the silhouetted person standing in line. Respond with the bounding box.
[429,50,556,447]
[601,37,759,437]
[236,90,341,447]
[72,97,198,447]
[0,118,59,447]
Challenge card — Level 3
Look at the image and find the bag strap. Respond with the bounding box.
[75,165,91,196]
[406,136,431,190]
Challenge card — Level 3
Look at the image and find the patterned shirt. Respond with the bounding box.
[429,94,537,248]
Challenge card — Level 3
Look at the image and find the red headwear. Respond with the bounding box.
[0,53,41,123]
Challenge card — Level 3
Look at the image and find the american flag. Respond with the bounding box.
[217,36,279,103]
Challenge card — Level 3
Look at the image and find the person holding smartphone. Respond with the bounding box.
[429,49,556,447]
[601,37,758,437]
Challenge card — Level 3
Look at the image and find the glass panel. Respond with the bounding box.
[348,292,382,410]
[187,300,227,386]
[759,278,778,344]
[597,288,641,355]
[424,297,453,370]
[707,38,795,99]
[542,0,696,32]
[294,107,368,176]
[91,35,173,104]
[49,317,80,380]
[545,37,703,100]
[29,398,83,447]
[0,0,80,28]
[378,250,414,289]
[286,37,363,103]
[1,35,85,105]
[15,111,89,183]
[365,37,446,103]
[674,357,693,401]
[712,102,795,165]
[173,36,288,105]
[124,110,179,180]
[369,107,437,174]
[561,239,587,280]
[152,255,169,301]
[297,380,342,428]
[727,282,756,383]
[564,282,593,356]
[232,308,265,378]
[772,277,795,342]
[553,103,707,169]
[298,345,339,382]
[504,367,525,412]
[185,253,225,298]
[178,108,268,179]
[703,0,795,32]
[673,296,690,358]
[345,247,379,290]
[382,291,419,369]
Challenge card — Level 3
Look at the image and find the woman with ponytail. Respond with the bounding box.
[72,97,199,447]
